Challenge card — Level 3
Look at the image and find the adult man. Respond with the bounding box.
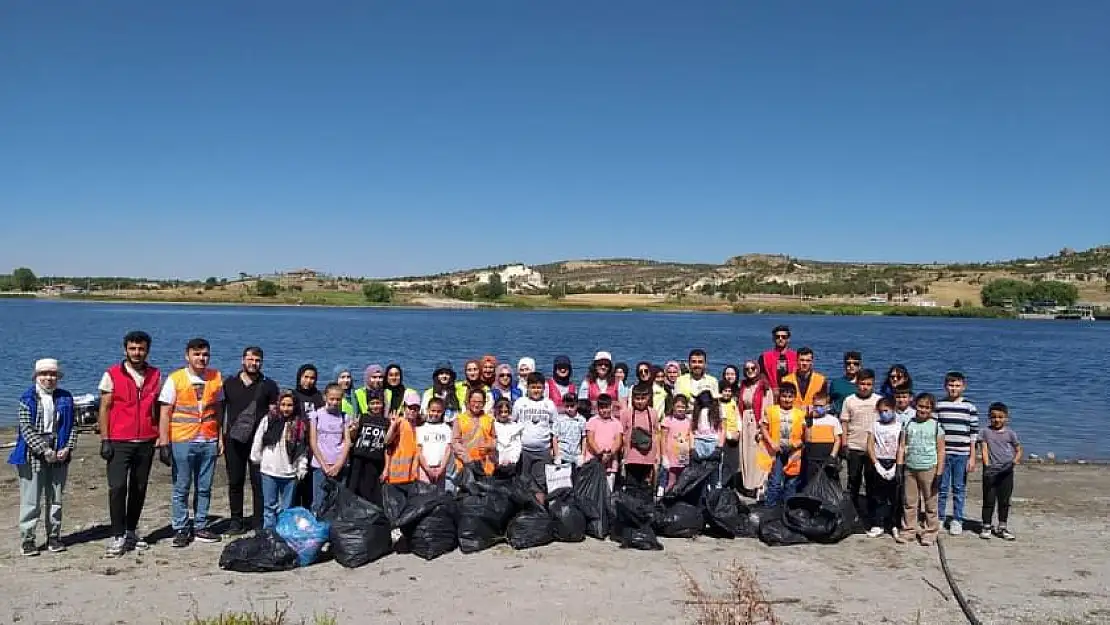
[98,331,161,557]
[158,338,224,548]
[780,347,827,409]
[828,351,862,417]
[675,349,719,400]
[222,346,279,535]
[758,325,798,391]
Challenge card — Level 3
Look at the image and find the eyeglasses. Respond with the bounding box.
[498,373,512,378]
[774,334,789,340]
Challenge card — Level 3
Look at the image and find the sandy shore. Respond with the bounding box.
[0,432,1107,625]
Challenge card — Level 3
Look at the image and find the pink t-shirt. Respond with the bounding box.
[622,408,658,466]
[661,415,692,468]
[585,415,623,473]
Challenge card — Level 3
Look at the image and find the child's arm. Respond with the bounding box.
[980,438,989,468]
[935,431,946,475]
[450,420,467,459]
[417,437,431,476]
[331,418,352,475]
[249,416,267,465]
[585,426,601,456]
[896,430,906,466]
[440,438,454,473]
[866,431,877,464]
[839,402,852,451]
[967,405,979,472]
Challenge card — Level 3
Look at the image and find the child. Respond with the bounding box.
[451,388,496,477]
[759,383,806,507]
[10,358,77,556]
[803,390,841,487]
[661,395,692,491]
[840,368,881,507]
[512,373,560,501]
[897,393,945,546]
[865,397,900,538]
[553,392,586,467]
[347,389,389,504]
[584,394,623,491]
[308,383,352,514]
[250,390,309,529]
[978,402,1022,541]
[936,371,979,536]
[691,391,725,487]
[417,398,454,490]
[622,383,658,491]
[492,398,524,476]
[719,381,741,488]
[382,391,422,488]
[892,384,915,426]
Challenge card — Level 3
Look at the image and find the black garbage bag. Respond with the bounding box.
[457,486,514,553]
[668,457,719,505]
[323,487,393,568]
[654,501,703,538]
[409,501,458,560]
[612,488,662,550]
[783,468,858,543]
[507,506,555,550]
[757,506,810,546]
[703,488,752,538]
[218,529,298,573]
[572,460,611,539]
[548,490,587,542]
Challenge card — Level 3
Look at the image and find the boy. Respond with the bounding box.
[936,371,979,536]
[759,383,806,507]
[584,394,623,491]
[512,373,560,502]
[803,391,841,487]
[897,393,944,546]
[840,368,880,506]
[622,383,659,491]
[892,385,915,426]
[866,397,901,538]
[417,398,454,491]
[978,402,1022,541]
[553,392,586,467]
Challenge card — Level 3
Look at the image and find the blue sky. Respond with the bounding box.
[2,1,1108,279]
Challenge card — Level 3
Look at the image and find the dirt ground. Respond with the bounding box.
[1,432,1107,625]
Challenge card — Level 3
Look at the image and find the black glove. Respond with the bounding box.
[158,445,172,467]
[99,440,114,462]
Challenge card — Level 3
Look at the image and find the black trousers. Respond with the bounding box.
[866,459,899,529]
[106,441,155,537]
[224,437,263,525]
[846,449,868,504]
[982,469,1015,526]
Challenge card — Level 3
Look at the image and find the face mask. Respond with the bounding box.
[879,410,895,424]
[812,406,826,417]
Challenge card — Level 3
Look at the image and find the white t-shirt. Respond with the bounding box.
[158,369,224,406]
[98,363,147,394]
[870,420,902,461]
[417,422,452,468]
[511,396,558,452]
[494,420,524,465]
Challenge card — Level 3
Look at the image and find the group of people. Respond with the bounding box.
[9,324,1023,558]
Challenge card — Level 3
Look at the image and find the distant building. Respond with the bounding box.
[285,268,321,281]
[476,264,545,290]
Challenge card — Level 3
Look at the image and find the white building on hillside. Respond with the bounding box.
[476,264,546,290]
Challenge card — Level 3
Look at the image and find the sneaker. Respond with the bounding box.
[46,538,67,553]
[949,520,963,536]
[171,530,192,548]
[866,527,884,538]
[105,536,127,557]
[891,528,900,542]
[995,527,1016,541]
[225,519,247,536]
[194,528,222,543]
[20,540,39,557]
[125,531,149,552]
[894,532,909,544]
[979,527,993,540]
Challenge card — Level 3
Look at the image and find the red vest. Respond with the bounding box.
[546,379,574,409]
[586,378,617,406]
[106,362,162,441]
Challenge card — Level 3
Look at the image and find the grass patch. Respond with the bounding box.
[186,606,338,625]
[681,560,781,625]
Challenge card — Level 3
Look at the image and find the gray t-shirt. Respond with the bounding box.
[979,426,1020,468]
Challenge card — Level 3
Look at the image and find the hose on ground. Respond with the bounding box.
[936,535,983,625]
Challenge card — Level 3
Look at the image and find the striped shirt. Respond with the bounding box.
[936,397,978,456]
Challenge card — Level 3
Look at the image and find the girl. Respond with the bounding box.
[580,351,619,410]
[333,366,356,417]
[896,393,945,546]
[492,398,523,476]
[866,397,901,538]
[622,384,658,491]
[719,380,741,488]
[489,364,522,405]
[545,355,576,410]
[880,364,913,399]
[720,365,740,390]
[417,398,454,490]
[452,388,496,477]
[613,362,632,409]
[308,384,352,515]
[383,364,407,417]
[738,360,773,495]
[423,362,461,423]
[553,393,587,467]
[692,391,726,487]
[661,395,692,490]
[10,358,76,556]
[293,364,324,419]
[650,365,670,421]
[250,391,309,529]
[346,389,389,504]
[584,394,623,491]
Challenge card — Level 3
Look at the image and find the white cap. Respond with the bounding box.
[517,357,536,372]
[593,351,612,362]
[34,358,62,378]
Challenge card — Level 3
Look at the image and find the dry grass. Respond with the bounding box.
[680,560,781,625]
[184,606,337,625]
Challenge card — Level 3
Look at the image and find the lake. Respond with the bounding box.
[0,299,1106,459]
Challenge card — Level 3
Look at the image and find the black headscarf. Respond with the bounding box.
[261,391,308,461]
[432,362,460,412]
[384,363,406,414]
[292,363,324,416]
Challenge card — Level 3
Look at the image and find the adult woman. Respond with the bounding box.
[479,355,499,388]
[737,359,773,495]
[383,364,407,416]
[333,366,355,416]
[545,356,575,410]
[881,364,913,398]
[613,362,632,408]
[422,362,461,423]
[292,364,324,418]
[720,365,740,390]
[580,351,619,409]
[451,388,496,477]
[489,364,521,404]
[455,359,491,413]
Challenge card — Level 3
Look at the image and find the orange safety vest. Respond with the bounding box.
[454,411,495,476]
[384,418,420,484]
[781,371,827,409]
[168,368,222,443]
[757,405,806,476]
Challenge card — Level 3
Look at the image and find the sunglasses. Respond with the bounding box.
[498,373,512,378]
[774,334,790,339]
[844,361,861,366]
[744,366,758,372]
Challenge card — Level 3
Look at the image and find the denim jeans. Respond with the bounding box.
[260,474,297,530]
[764,454,799,508]
[938,454,969,522]
[170,441,218,531]
[311,466,348,516]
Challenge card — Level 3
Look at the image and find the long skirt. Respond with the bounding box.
[740,409,768,492]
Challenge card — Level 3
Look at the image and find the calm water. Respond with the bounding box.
[1,300,1106,459]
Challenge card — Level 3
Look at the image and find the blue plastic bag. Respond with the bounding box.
[275,507,330,567]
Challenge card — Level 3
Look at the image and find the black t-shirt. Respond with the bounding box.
[351,413,389,462]
[223,374,280,429]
